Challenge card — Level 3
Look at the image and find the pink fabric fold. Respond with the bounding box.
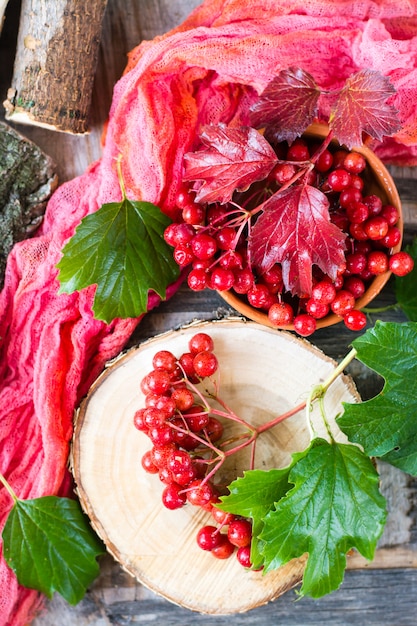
[1,1,417,623]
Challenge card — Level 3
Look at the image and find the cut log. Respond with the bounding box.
[0,121,57,287]
[3,0,108,133]
[71,319,360,615]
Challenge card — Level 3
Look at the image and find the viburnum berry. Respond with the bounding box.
[193,351,218,377]
[343,276,366,299]
[343,151,366,174]
[171,387,194,411]
[363,216,389,240]
[162,483,187,510]
[191,232,218,260]
[389,251,414,276]
[187,268,208,291]
[196,525,222,551]
[293,314,316,337]
[380,226,401,248]
[141,450,159,474]
[209,267,235,291]
[305,298,329,319]
[343,309,367,331]
[182,203,205,226]
[189,332,214,354]
[330,290,355,316]
[327,168,351,191]
[232,267,254,294]
[367,250,389,275]
[311,280,337,305]
[236,545,252,568]
[211,534,235,559]
[268,301,294,326]
[227,519,252,548]
[186,479,218,507]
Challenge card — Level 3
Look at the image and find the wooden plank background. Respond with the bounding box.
[0,0,416,624]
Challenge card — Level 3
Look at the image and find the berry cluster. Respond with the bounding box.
[164,137,413,337]
[134,332,257,567]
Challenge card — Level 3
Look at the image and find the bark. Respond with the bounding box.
[4,0,108,133]
[0,122,57,287]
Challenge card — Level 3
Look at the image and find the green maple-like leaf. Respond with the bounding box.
[338,321,417,475]
[2,496,105,605]
[56,198,179,323]
[217,465,295,568]
[394,237,417,321]
[259,439,386,598]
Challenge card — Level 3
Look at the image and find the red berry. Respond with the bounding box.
[330,290,355,316]
[236,545,253,568]
[186,479,218,507]
[193,351,218,378]
[196,525,222,551]
[346,201,369,224]
[171,387,194,411]
[380,226,401,249]
[152,350,177,372]
[389,251,414,276]
[287,139,309,161]
[182,203,205,225]
[367,250,389,275]
[191,233,218,260]
[173,243,194,266]
[343,152,366,174]
[293,314,316,337]
[327,168,351,191]
[343,310,367,331]
[187,268,208,291]
[363,194,383,216]
[227,519,252,548]
[233,267,254,294]
[141,450,159,474]
[145,369,171,395]
[162,483,187,509]
[247,283,275,309]
[305,298,329,319]
[205,417,224,442]
[363,216,389,241]
[211,507,236,526]
[311,280,337,305]
[343,276,366,299]
[189,332,214,354]
[211,534,235,559]
[268,302,294,327]
[209,267,235,291]
[315,149,333,173]
[380,204,399,226]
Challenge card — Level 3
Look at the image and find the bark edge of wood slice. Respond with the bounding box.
[71,318,360,615]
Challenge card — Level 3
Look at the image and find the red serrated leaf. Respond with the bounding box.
[183,124,278,204]
[249,67,320,143]
[249,184,346,297]
[329,69,401,148]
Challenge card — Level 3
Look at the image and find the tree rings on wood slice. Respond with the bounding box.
[71,319,360,614]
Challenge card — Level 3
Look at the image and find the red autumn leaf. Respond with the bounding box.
[249,184,346,297]
[249,67,321,143]
[183,124,278,204]
[329,69,401,148]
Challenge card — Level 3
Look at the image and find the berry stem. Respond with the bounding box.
[0,471,18,504]
[361,303,400,314]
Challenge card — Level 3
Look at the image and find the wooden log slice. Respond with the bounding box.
[71,319,360,615]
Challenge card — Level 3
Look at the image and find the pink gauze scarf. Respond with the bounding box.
[1,1,417,624]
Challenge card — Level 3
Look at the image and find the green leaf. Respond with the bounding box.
[338,321,417,475]
[259,439,386,598]
[56,199,179,322]
[394,237,417,321]
[2,496,105,605]
[217,466,294,567]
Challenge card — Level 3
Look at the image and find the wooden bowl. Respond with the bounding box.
[71,319,359,614]
[218,123,403,331]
